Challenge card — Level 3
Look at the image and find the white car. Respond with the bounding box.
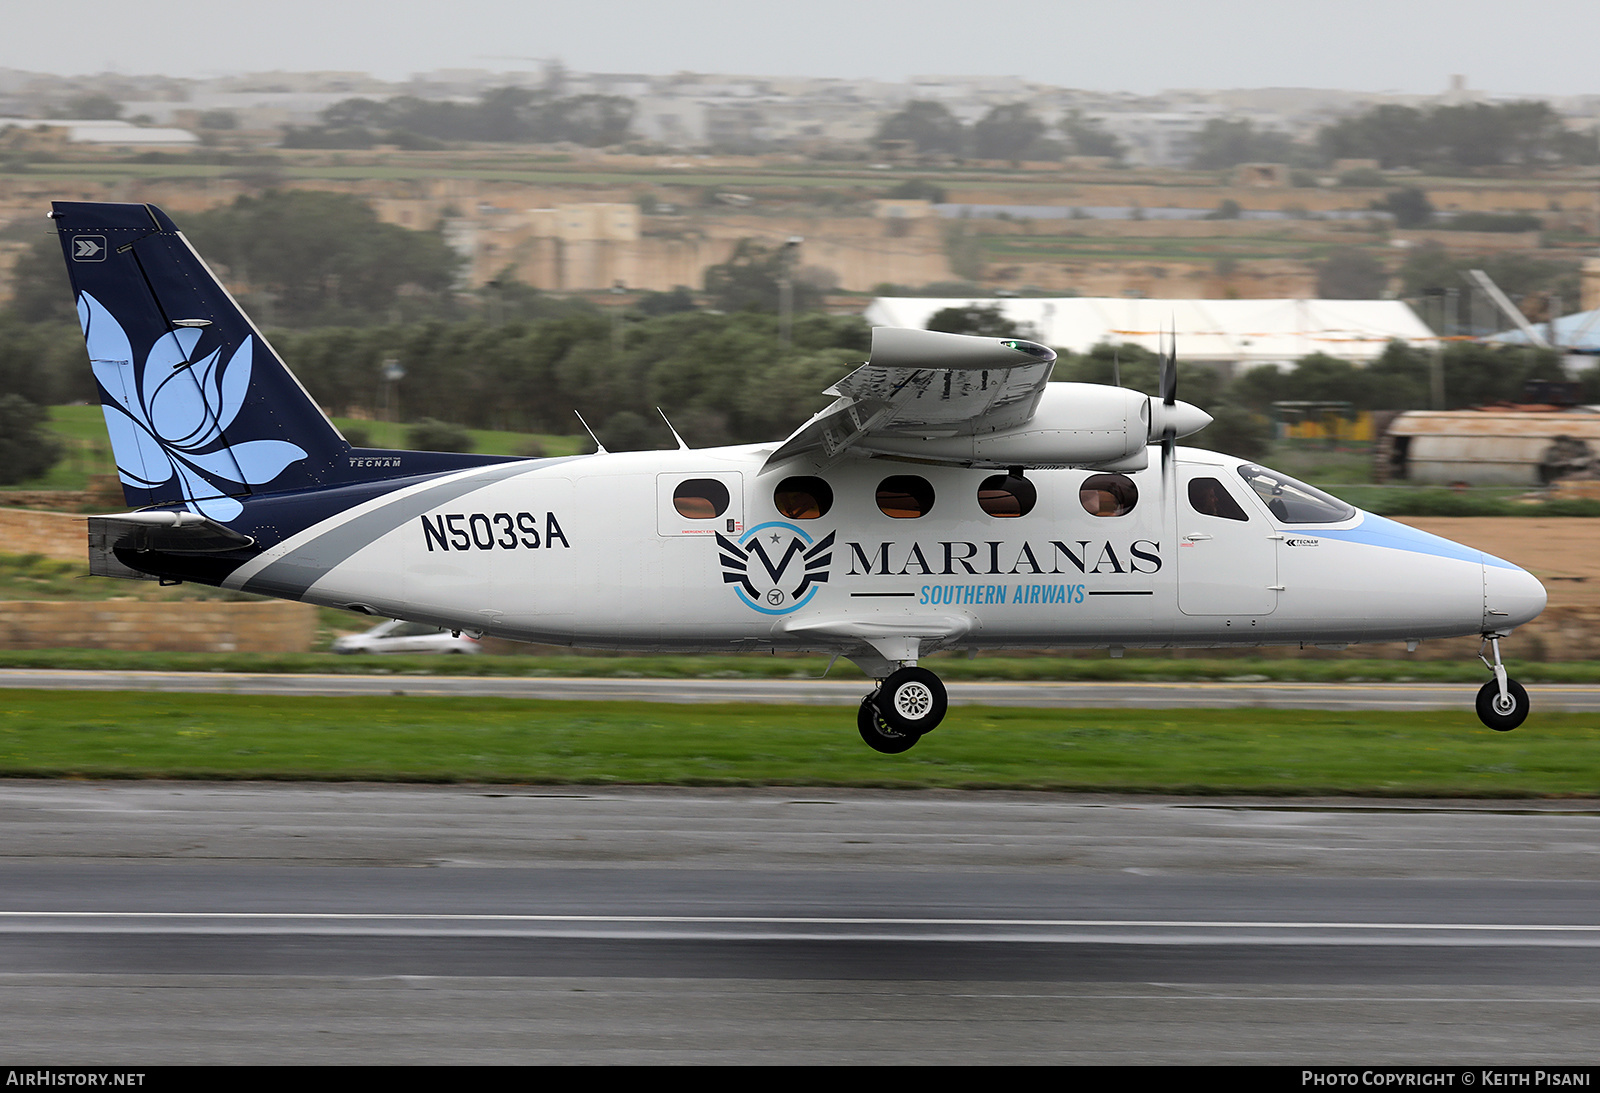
[330,619,482,655]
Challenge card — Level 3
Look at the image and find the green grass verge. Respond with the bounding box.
[4,648,1600,683]
[0,552,270,603]
[0,691,1593,796]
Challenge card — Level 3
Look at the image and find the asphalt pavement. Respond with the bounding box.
[5,668,1600,711]
[1,782,1598,1063]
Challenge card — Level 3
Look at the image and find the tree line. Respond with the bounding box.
[272,310,872,450]
[2,190,1592,485]
[1311,239,1581,308]
[162,82,1600,174]
[10,191,840,336]
[877,99,1599,171]
[282,87,635,149]
[10,190,465,332]
[876,102,1121,162]
[1317,101,1597,171]
[5,288,1583,485]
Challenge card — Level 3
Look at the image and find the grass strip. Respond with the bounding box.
[0,690,1595,797]
[2,649,1597,684]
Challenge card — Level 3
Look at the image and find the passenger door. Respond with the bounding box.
[1176,467,1278,615]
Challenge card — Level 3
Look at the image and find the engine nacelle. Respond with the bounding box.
[864,383,1210,469]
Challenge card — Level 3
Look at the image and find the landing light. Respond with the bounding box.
[1000,339,1051,358]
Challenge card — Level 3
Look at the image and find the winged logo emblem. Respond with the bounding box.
[717,522,833,615]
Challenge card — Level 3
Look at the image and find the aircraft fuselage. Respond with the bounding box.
[208,444,1544,662]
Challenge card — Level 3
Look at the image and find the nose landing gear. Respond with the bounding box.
[1476,634,1530,731]
[856,666,948,753]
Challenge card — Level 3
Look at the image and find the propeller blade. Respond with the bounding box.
[1160,326,1177,407]
[1161,324,1173,488]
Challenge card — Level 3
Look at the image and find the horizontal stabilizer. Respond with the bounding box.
[88,512,256,580]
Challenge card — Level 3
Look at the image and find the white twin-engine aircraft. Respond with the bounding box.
[52,200,1547,752]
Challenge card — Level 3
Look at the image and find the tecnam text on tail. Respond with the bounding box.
[50,201,1547,752]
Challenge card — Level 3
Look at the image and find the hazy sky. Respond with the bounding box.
[4,0,1596,97]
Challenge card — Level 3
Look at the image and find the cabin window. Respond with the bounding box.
[1237,464,1355,523]
[876,475,935,519]
[1079,473,1138,517]
[672,478,730,520]
[977,473,1037,518]
[774,476,833,520]
[1187,477,1249,522]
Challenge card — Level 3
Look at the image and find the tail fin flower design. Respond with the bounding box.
[78,291,306,522]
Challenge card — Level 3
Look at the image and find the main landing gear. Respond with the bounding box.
[1476,634,1530,732]
[857,666,948,753]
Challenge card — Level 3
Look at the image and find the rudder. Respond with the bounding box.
[52,200,351,521]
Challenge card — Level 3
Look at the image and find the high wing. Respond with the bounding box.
[763,327,1057,469]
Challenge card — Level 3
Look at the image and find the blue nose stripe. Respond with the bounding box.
[1289,513,1520,570]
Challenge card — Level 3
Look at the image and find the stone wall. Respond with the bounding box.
[0,478,119,520]
[1512,607,1600,663]
[1392,229,1542,252]
[0,491,92,513]
[0,509,86,563]
[0,600,317,653]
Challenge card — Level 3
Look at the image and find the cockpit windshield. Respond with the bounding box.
[1236,464,1357,524]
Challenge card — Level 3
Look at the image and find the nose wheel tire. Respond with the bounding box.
[1475,678,1529,732]
[874,666,948,736]
[858,696,921,754]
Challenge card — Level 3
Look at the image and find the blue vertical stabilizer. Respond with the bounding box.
[51,201,508,522]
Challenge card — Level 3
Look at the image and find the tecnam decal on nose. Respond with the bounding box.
[50,200,1547,752]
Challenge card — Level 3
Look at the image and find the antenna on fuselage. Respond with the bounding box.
[657,407,691,451]
[574,411,608,455]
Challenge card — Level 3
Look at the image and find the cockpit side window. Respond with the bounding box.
[1187,477,1249,522]
[1236,464,1356,524]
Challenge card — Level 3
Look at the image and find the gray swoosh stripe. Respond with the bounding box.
[241,456,585,598]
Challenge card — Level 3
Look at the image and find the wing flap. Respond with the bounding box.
[764,327,1055,470]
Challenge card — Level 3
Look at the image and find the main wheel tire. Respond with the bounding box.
[1475,678,1529,732]
[857,696,920,753]
[874,667,948,736]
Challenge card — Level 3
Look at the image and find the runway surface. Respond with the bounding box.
[2,782,1598,1063]
[5,667,1599,712]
